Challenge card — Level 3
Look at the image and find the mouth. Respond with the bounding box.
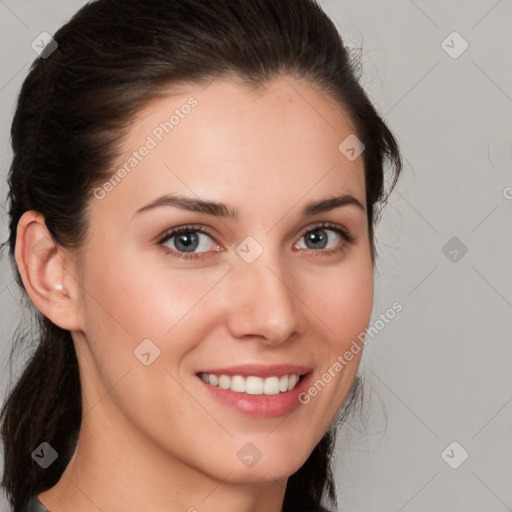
[195,364,313,418]
[197,372,306,395]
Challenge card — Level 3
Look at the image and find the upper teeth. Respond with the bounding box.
[199,373,301,395]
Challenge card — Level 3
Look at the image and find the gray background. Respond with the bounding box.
[0,1,511,511]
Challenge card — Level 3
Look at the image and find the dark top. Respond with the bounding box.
[22,494,332,511]
[21,496,51,512]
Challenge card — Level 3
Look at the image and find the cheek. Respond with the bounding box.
[303,256,374,344]
[335,270,374,342]
[79,250,230,357]
[296,255,372,417]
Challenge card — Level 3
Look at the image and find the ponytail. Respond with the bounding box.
[1,313,81,512]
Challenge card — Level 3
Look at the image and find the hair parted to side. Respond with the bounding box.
[0,1,402,511]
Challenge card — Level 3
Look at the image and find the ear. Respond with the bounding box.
[14,210,84,332]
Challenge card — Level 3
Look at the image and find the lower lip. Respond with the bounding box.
[198,373,313,418]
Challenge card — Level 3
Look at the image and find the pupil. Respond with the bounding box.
[175,232,198,252]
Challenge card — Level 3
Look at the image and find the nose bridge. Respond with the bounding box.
[226,247,300,344]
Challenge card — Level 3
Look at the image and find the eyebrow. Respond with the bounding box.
[133,193,366,220]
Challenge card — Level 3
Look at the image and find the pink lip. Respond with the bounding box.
[196,369,314,418]
[196,363,312,378]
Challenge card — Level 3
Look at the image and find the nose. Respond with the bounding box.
[225,252,301,346]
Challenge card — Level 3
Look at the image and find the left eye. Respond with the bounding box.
[294,227,343,251]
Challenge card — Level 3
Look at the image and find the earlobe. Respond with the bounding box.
[14,210,83,331]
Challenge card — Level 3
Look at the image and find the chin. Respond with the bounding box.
[221,445,313,484]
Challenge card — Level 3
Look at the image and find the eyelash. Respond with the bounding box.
[157,222,355,260]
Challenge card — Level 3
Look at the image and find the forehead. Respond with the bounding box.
[91,76,366,223]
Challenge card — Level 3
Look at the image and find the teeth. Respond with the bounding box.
[263,376,280,395]
[230,375,246,393]
[287,374,298,391]
[202,373,302,395]
[218,375,230,389]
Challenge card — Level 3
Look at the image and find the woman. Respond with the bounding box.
[0,0,402,511]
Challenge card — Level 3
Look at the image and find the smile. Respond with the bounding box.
[198,372,304,395]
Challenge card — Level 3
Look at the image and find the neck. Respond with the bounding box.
[38,402,287,512]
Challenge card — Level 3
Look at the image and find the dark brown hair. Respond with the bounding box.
[0,1,401,511]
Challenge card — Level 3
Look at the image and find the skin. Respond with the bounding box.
[16,75,373,512]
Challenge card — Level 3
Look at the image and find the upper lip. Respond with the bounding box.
[197,364,312,378]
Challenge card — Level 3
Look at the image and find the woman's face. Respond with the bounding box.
[71,76,373,486]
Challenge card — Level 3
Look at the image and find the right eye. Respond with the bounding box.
[158,225,223,260]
